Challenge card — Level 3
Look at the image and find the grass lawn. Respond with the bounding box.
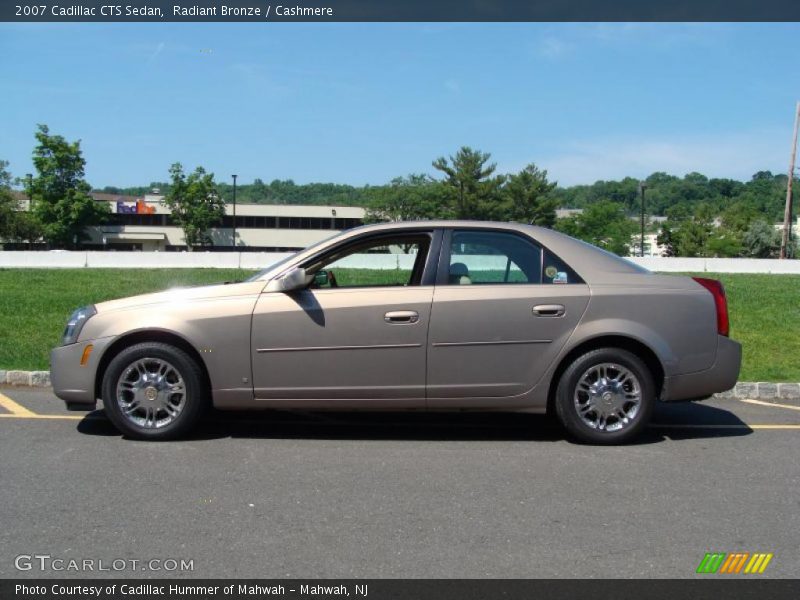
[0,268,797,381]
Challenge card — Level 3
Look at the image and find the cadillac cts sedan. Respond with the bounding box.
[51,221,741,444]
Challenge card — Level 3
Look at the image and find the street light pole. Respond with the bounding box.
[231,174,238,249]
[639,182,647,257]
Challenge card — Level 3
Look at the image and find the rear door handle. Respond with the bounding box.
[532,304,566,317]
[384,310,419,324]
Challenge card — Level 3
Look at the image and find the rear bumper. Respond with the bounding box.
[661,335,741,402]
[50,336,114,410]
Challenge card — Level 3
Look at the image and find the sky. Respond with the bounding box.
[1,22,800,188]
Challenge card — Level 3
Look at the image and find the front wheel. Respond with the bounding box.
[102,342,208,440]
[554,348,655,445]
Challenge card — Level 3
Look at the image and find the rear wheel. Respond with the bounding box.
[554,348,655,445]
[102,342,208,440]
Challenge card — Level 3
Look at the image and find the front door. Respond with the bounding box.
[250,231,436,407]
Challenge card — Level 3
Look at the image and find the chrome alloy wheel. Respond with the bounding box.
[115,358,186,429]
[573,363,642,432]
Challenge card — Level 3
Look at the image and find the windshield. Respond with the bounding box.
[245,231,344,282]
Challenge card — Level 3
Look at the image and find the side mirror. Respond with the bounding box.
[265,267,311,293]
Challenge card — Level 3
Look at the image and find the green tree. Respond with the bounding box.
[0,160,20,242]
[699,201,758,258]
[10,211,44,247]
[555,201,638,256]
[706,230,743,257]
[0,160,14,221]
[734,171,788,221]
[742,220,781,258]
[658,203,716,257]
[679,203,715,257]
[720,201,758,235]
[365,174,450,223]
[29,125,109,248]
[0,163,44,247]
[164,163,225,250]
[432,146,505,219]
[250,178,269,202]
[656,222,677,257]
[502,164,558,226]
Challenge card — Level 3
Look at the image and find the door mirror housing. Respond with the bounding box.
[265,267,311,293]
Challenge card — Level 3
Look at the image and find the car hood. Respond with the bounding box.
[95,280,267,313]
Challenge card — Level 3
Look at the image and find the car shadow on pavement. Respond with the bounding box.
[75,400,752,444]
[647,400,754,441]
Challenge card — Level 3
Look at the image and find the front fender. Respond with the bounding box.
[78,292,260,399]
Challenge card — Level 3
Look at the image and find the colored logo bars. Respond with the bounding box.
[116,199,156,214]
[696,552,774,574]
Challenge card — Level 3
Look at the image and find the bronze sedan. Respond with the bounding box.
[51,221,741,444]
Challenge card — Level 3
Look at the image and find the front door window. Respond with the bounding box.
[307,235,431,288]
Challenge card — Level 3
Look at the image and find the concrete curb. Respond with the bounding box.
[1,370,799,403]
[715,381,800,402]
[0,370,51,388]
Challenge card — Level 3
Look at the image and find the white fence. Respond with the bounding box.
[0,251,293,270]
[625,257,800,274]
[1,251,800,274]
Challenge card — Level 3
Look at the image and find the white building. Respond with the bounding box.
[82,194,365,252]
[630,232,666,257]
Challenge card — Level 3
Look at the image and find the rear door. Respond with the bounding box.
[426,228,589,407]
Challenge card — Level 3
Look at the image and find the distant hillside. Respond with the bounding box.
[98,179,376,208]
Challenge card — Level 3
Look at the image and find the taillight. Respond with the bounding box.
[692,277,729,337]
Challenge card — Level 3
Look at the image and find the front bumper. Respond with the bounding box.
[661,335,742,402]
[50,336,114,410]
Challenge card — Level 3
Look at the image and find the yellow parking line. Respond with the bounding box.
[0,413,85,420]
[0,392,37,417]
[740,398,800,412]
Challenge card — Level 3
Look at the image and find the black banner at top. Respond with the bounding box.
[2,0,800,22]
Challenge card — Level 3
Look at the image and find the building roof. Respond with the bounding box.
[90,192,140,203]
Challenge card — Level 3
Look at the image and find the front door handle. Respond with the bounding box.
[533,304,566,317]
[384,310,419,324]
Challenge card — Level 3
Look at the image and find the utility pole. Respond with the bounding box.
[780,101,800,259]
[639,182,647,257]
[231,174,238,249]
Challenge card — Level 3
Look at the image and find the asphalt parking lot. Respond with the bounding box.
[0,386,798,579]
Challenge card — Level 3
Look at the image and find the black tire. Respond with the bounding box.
[554,347,655,445]
[102,342,208,440]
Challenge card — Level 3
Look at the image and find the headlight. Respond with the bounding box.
[62,305,96,346]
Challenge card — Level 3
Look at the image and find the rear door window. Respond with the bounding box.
[446,231,542,285]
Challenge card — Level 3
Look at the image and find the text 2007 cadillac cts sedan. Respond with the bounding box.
[51,221,741,444]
